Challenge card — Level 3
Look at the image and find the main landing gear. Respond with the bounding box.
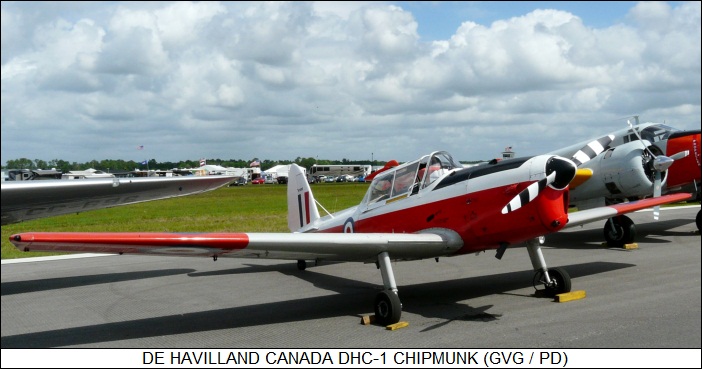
[603,215,636,248]
[374,251,402,325]
[526,238,572,296]
[297,254,403,325]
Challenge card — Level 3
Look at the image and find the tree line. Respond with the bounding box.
[2,157,386,173]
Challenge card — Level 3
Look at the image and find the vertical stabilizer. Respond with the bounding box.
[287,164,320,232]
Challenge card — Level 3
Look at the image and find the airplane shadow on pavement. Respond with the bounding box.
[1,260,633,348]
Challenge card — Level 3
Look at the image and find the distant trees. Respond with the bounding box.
[2,157,385,172]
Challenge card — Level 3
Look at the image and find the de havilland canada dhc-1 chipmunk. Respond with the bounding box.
[9,151,690,325]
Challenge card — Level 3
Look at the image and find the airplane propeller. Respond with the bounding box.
[627,116,689,220]
[501,156,577,214]
[571,134,615,166]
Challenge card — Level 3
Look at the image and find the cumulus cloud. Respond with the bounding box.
[1,1,700,165]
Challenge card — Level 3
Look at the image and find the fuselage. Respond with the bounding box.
[305,152,573,255]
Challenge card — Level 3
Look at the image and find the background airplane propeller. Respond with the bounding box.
[627,116,689,220]
[570,134,615,166]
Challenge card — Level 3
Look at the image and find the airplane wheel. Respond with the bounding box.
[603,216,636,247]
[696,209,701,232]
[544,267,571,296]
[374,290,402,326]
[297,260,307,271]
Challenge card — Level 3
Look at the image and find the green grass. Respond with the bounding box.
[1,182,370,259]
[3,182,696,260]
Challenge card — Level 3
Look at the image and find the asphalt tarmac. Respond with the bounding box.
[2,206,700,349]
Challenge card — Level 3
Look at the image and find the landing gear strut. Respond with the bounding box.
[603,215,636,247]
[526,238,571,296]
[374,251,402,325]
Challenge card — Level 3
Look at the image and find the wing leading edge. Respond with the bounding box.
[9,229,464,263]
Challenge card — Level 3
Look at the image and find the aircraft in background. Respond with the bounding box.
[548,117,701,246]
[1,175,235,225]
[9,151,690,325]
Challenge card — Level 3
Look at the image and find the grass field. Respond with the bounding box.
[2,181,697,260]
[1,182,370,260]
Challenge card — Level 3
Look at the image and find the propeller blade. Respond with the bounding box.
[501,156,576,215]
[670,150,690,161]
[571,135,615,166]
[653,171,662,220]
[501,171,556,214]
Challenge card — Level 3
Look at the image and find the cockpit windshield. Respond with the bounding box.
[419,151,463,189]
[626,124,679,144]
[639,124,678,143]
[363,151,462,207]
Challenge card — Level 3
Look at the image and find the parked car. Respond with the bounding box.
[229,177,248,186]
[251,177,265,185]
[277,176,288,184]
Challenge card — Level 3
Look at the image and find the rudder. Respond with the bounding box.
[287,164,320,232]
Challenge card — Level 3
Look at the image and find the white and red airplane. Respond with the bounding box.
[9,151,690,325]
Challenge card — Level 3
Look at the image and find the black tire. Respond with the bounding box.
[603,216,636,247]
[297,260,307,271]
[374,290,402,326]
[545,267,571,296]
[696,209,701,232]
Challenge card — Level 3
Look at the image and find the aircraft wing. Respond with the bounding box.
[565,192,692,228]
[1,176,235,225]
[9,230,464,263]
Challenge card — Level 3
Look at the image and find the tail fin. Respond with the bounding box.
[287,164,320,232]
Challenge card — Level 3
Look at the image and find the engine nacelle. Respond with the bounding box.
[570,140,664,203]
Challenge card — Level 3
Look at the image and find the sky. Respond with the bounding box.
[1,1,700,166]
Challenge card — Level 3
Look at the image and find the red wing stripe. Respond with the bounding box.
[11,232,251,250]
[609,193,692,214]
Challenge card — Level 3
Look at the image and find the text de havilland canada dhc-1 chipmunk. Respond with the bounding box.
[9,151,690,325]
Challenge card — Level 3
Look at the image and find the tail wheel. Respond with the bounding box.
[374,290,402,326]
